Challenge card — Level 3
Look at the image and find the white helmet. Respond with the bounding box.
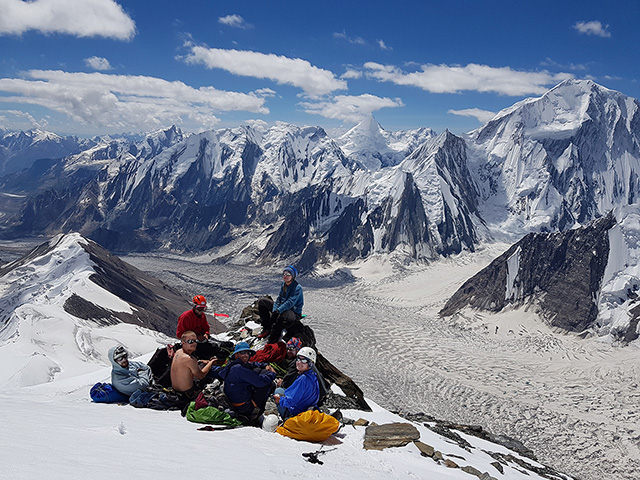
[297,346,317,364]
[262,414,279,432]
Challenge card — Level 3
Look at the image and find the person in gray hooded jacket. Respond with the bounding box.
[108,345,152,396]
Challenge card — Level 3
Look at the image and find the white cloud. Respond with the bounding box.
[541,58,588,72]
[182,45,347,97]
[334,30,366,46]
[253,88,276,98]
[85,56,112,71]
[300,94,403,123]
[341,69,363,80]
[448,108,496,123]
[573,21,611,38]
[0,70,268,133]
[364,62,572,96]
[377,39,391,51]
[0,0,136,40]
[218,14,252,29]
[0,109,44,130]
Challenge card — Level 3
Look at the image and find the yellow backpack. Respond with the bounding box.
[276,410,340,442]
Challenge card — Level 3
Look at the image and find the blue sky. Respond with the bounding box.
[0,0,638,136]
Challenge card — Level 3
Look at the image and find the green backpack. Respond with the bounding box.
[185,402,243,427]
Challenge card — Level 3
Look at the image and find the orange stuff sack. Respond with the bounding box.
[276,410,340,442]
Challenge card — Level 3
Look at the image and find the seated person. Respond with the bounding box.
[109,345,152,396]
[273,347,319,419]
[276,337,302,389]
[210,342,276,424]
[257,265,304,343]
[170,330,216,399]
[177,295,217,359]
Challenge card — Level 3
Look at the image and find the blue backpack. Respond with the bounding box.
[90,382,129,403]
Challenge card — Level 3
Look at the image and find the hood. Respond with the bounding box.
[108,346,128,372]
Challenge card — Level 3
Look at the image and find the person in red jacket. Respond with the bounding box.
[177,295,210,339]
[177,295,215,359]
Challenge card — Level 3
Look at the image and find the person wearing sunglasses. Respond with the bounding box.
[209,342,277,425]
[256,265,304,344]
[272,347,319,419]
[176,295,216,359]
[170,330,216,399]
[108,345,152,397]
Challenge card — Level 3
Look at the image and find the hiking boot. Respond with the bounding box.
[257,330,270,339]
[264,398,278,416]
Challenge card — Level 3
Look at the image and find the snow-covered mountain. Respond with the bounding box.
[336,113,435,170]
[0,128,95,176]
[0,79,639,271]
[467,79,640,236]
[0,233,203,388]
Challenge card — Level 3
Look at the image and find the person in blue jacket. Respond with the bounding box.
[273,346,319,419]
[257,265,304,343]
[108,345,152,396]
[210,342,277,424]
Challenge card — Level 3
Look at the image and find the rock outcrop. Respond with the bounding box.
[440,213,617,335]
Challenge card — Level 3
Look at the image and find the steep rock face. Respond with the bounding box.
[399,131,481,254]
[440,214,616,334]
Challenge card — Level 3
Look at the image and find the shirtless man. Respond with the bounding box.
[170,330,215,397]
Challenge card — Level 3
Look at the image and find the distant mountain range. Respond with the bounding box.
[1,79,639,342]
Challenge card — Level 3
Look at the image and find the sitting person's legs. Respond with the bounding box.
[268,309,300,344]
[257,297,275,333]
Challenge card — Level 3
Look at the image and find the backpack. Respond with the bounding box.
[129,386,187,410]
[90,382,129,403]
[185,402,243,427]
[276,410,340,442]
[312,365,330,407]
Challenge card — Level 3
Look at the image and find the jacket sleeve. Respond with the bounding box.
[274,284,303,313]
[273,284,285,311]
[237,365,276,388]
[176,312,186,338]
[112,363,152,395]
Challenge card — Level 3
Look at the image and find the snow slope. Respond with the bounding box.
[122,250,640,480]
[0,238,575,480]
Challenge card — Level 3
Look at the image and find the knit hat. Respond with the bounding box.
[286,337,302,351]
[283,265,298,280]
[113,345,128,362]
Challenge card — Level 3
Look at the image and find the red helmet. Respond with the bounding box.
[192,295,207,307]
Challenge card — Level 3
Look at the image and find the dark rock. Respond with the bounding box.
[414,440,435,457]
[363,422,421,450]
[490,461,504,474]
[440,213,615,335]
[444,459,459,468]
[462,465,482,476]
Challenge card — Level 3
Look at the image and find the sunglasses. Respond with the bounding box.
[296,356,309,364]
[282,272,292,277]
[183,339,197,344]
